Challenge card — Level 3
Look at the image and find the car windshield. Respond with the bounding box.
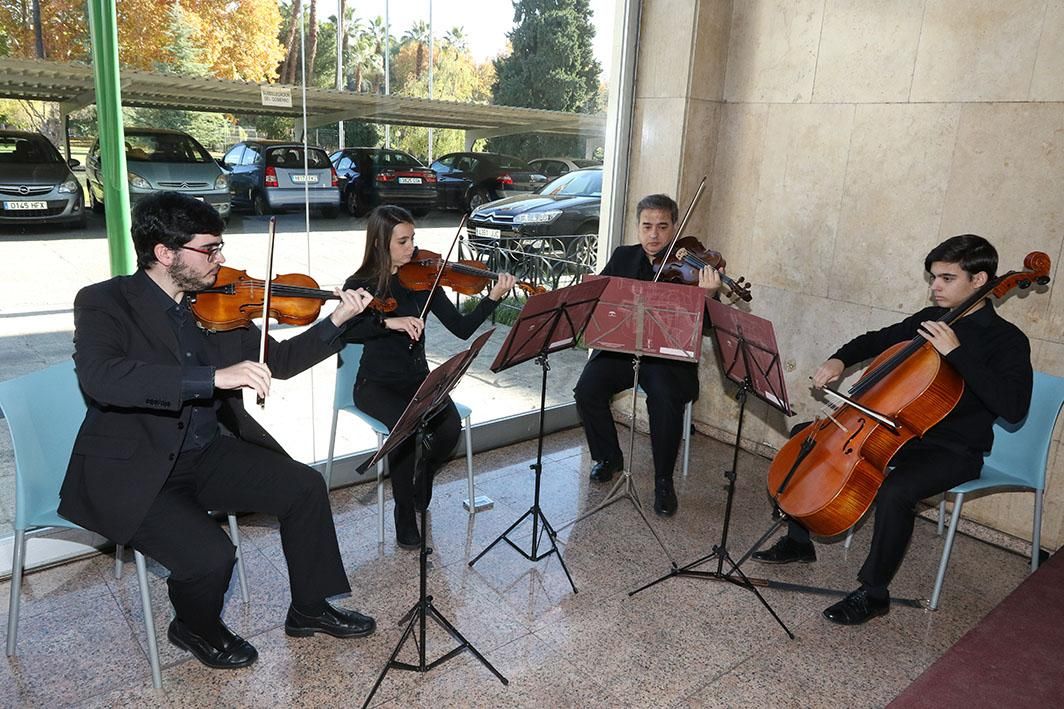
[572,159,601,168]
[267,147,331,169]
[125,133,212,163]
[496,155,531,171]
[366,149,422,168]
[540,169,602,197]
[0,136,62,164]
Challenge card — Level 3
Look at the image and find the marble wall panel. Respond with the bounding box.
[1031,2,1064,101]
[745,103,855,296]
[939,102,1064,342]
[723,0,825,103]
[910,0,1047,102]
[678,99,723,237]
[626,97,688,240]
[830,103,962,312]
[689,0,734,102]
[811,0,925,103]
[705,104,771,281]
[635,0,696,99]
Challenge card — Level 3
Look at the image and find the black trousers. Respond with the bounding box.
[354,375,461,510]
[785,437,981,595]
[128,436,350,639]
[573,351,696,481]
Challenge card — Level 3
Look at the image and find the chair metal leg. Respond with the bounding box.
[115,544,125,578]
[463,414,475,515]
[682,400,692,478]
[1032,488,1043,572]
[376,431,386,545]
[227,514,251,604]
[6,530,26,656]
[843,526,855,549]
[938,497,947,536]
[931,492,966,610]
[134,551,163,689]
[324,408,341,488]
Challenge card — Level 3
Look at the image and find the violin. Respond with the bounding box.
[191,265,397,332]
[766,251,1051,537]
[398,248,545,298]
[653,236,752,302]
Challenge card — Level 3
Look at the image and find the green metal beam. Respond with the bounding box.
[86,0,134,276]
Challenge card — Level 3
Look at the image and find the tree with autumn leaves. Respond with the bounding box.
[0,0,284,82]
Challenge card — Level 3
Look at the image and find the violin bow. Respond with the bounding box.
[256,216,278,407]
[415,212,469,324]
[652,176,707,284]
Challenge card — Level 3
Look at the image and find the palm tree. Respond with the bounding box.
[401,20,431,80]
[443,26,468,53]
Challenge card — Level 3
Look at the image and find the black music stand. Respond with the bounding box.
[467,277,611,594]
[360,329,508,708]
[629,297,797,638]
[556,276,705,561]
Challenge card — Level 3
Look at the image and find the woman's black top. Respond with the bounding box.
[342,273,500,384]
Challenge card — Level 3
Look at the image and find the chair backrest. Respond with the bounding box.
[333,343,364,412]
[0,360,87,532]
[983,371,1064,490]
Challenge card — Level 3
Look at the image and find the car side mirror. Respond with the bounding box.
[217,158,230,170]
[67,158,81,168]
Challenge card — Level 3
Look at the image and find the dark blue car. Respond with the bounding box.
[329,147,438,217]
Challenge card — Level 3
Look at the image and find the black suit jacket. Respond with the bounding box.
[594,244,701,400]
[58,270,372,544]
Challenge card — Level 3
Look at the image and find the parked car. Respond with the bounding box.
[223,141,340,217]
[467,166,601,276]
[330,147,437,217]
[0,130,86,229]
[430,151,547,212]
[85,128,230,219]
[527,157,601,179]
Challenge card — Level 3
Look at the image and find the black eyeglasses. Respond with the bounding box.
[179,241,225,261]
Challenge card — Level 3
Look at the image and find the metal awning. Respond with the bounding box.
[0,57,605,139]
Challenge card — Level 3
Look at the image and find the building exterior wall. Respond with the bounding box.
[627,0,1064,549]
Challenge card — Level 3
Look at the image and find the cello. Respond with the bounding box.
[766,251,1051,537]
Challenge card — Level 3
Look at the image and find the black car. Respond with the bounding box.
[0,130,86,228]
[430,151,547,212]
[330,147,437,217]
[466,167,601,279]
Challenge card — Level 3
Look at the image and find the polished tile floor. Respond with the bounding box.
[0,426,1032,707]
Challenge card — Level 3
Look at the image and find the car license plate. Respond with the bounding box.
[397,177,422,185]
[476,227,501,238]
[291,174,318,183]
[4,201,48,211]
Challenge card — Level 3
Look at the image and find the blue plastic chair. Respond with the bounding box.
[324,343,478,545]
[0,361,164,687]
[930,371,1064,609]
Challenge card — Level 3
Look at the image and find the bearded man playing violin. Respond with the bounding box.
[59,192,383,670]
[753,234,1033,625]
[574,193,721,516]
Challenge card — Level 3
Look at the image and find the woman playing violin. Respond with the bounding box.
[343,205,516,548]
[574,193,721,517]
[754,234,1033,625]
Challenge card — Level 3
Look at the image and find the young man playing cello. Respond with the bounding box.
[60,192,381,669]
[753,234,1033,624]
[573,194,721,516]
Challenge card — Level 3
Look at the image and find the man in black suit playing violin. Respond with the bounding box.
[753,234,1033,624]
[59,192,383,669]
[574,194,721,516]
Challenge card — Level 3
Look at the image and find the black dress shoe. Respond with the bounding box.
[167,619,258,669]
[285,603,377,638]
[394,504,421,549]
[589,459,622,482]
[653,481,677,516]
[823,588,890,625]
[752,536,817,564]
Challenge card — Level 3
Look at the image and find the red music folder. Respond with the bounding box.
[582,275,704,362]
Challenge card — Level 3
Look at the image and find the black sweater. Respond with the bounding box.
[342,273,499,384]
[832,302,1032,454]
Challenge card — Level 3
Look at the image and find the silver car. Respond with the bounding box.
[0,130,86,229]
[85,128,230,219]
[222,141,340,217]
